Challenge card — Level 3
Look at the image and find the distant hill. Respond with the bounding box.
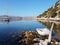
[37,0,60,18]
[0,15,22,21]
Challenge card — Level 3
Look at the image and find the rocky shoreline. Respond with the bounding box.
[36,18,60,22]
[11,31,60,45]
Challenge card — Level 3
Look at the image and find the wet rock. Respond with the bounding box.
[17,31,60,45]
[33,38,40,43]
[18,31,38,45]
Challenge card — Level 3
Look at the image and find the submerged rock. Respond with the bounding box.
[17,31,60,45]
[18,31,38,45]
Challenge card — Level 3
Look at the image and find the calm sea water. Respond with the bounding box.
[0,20,60,45]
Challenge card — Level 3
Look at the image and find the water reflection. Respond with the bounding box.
[0,19,22,24]
[0,19,60,45]
[0,20,10,24]
[37,20,60,39]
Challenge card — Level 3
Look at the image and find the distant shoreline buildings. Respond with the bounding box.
[0,15,36,22]
[0,15,22,21]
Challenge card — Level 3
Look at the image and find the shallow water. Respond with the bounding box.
[0,20,60,45]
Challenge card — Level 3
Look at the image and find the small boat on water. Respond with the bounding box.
[36,23,55,45]
[36,28,50,35]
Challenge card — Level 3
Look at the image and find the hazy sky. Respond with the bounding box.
[0,0,58,16]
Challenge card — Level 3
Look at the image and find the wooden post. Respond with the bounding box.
[48,23,54,42]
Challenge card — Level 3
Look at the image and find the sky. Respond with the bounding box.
[0,0,58,16]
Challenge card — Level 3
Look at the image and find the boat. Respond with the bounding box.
[36,23,54,45]
[36,28,50,35]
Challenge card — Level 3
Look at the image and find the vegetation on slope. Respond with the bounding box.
[37,0,60,18]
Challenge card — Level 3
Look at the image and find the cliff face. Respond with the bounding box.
[37,0,60,18]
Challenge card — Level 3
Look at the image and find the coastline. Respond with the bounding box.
[36,18,60,22]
